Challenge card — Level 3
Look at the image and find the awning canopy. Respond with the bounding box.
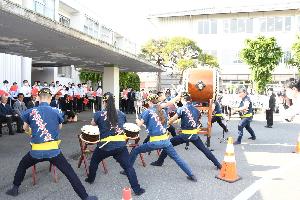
[0,0,162,72]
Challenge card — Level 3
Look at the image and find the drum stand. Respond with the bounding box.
[126,136,146,167]
[78,135,108,176]
[196,99,213,150]
[31,163,57,185]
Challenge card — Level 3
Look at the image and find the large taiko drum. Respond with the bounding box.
[182,68,219,102]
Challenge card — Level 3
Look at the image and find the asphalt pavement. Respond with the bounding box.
[0,110,299,200]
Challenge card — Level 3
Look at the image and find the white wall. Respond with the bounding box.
[0,53,31,85]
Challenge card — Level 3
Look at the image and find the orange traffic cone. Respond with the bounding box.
[216,137,241,183]
[122,187,132,200]
[294,133,300,154]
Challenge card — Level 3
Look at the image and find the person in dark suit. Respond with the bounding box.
[0,95,23,136]
[27,95,39,109]
[61,94,76,122]
[50,93,62,109]
[265,88,276,128]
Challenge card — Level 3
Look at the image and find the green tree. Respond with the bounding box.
[240,36,283,93]
[119,72,140,91]
[140,36,219,84]
[288,35,300,73]
[79,70,102,83]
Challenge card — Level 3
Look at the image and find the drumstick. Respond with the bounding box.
[92,102,95,113]
[135,106,139,119]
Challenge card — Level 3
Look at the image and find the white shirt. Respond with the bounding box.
[96,88,102,97]
[1,84,9,93]
[19,86,31,97]
[280,95,300,121]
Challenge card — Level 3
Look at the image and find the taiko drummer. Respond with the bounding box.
[85,92,145,196]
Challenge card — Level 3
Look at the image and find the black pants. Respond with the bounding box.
[211,116,227,131]
[95,97,102,111]
[87,146,141,193]
[0,115,22,135]
[121,99,127,113]
[143,125,177,144]
[157,135,221,168]
[266,109,273,126]
[77,98,83,112]
[12,152,89,200]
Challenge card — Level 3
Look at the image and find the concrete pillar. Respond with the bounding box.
[21,57,32,83]
[103,65,119,109]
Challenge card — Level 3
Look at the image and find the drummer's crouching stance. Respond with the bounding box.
[151,92,222,170]
[6,88,97,200]
[85,92,145,196]
[129,94,198,182]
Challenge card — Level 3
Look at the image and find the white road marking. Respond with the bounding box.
[233,159,300,200]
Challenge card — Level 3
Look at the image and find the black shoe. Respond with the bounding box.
[17,129,24,133]
[233,141,241,145]
[6,186,19,197]
[265,125,272,128]
[187,175,197,182]
[150,161,163,167]
[134,188,145,196]
[85,178,94,184]
[0,134,2,137]
[120,170,126,175]
[224,128,229,133]
[8,132,15,135]
[248,136,256,140]
[85,196,98,200]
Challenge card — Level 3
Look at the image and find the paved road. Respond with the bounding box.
[0,110,299,200]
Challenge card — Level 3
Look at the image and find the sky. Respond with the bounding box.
[82,0,299,46]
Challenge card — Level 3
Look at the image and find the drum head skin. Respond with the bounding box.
[184,68,219,103]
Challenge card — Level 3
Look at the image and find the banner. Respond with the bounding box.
[221,94,269,109]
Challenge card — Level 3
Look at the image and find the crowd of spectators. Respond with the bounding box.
[0,80,103,137]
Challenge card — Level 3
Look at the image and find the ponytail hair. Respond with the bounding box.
[103,92,118,127]
[147,94,166,124]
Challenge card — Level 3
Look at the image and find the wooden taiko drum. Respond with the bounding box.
[80,125,100,143]
[182,68,219,103]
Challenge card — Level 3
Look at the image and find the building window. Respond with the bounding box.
[84,16,99,38]
[285,17,291,31]
[224,18,253,33]
[259,16,292,32]
[34,0,54,19]
[233,51,242,64]
[198,20,218,34]
[267,17,275,32]
[100,26,113,44]
[259,18,267,32]
[230,19,237,33]
[298,16,300,31]
[246,18,253,33]
[223,20,229,33]
[282,51,291,64]
[59,14,70,27]
[238,19,245,32]
[275,17,283,31]
[211,20,217,34]
[57,66,72,78]
[34,0,46,16]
